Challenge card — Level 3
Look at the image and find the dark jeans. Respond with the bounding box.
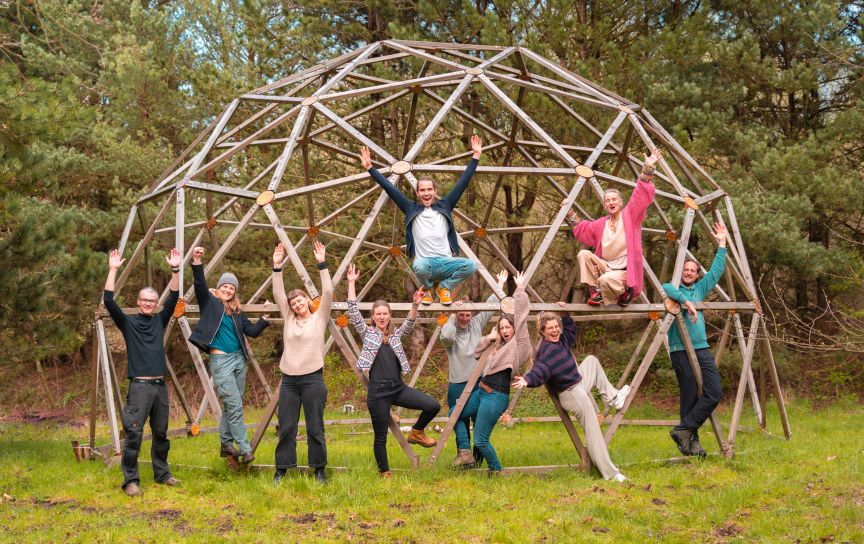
[367,378,440,472]
[670,348,723,434]
[274,369,328,471]
[448,381,478,451]
[120,381,171,488]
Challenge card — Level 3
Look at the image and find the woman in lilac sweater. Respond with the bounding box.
[565,149,661,306]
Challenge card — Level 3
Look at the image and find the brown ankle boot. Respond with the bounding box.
[406,428,437,448]
[452,448,476,467]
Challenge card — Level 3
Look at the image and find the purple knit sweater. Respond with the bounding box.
[524,314,582,393]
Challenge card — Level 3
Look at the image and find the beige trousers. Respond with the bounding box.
[558,355,622,479]
[577,249,627,304]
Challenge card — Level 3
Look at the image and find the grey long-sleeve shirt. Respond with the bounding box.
[439,294,498,383]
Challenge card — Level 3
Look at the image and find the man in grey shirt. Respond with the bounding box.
[439,271,507,466]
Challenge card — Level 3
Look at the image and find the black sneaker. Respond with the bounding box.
[586,286,603,306]
[617,286,634,307]
[315,467,327,484]
[273,471,285,485]
[669,427,695,456]
[689,435,707,458]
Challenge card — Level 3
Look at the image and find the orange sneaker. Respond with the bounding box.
[436,287,453,305]
[420,291,433,305]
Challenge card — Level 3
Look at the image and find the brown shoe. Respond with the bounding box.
[160,477,181,487]
[124,482,142,497]
[240,451,255,464]
[452,449,475,467]
[406,428,437,448]
[220,443,240,458]
[380,470,393,479]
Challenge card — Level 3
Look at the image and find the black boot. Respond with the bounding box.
[315,467,327,484]
[669,427,695,456]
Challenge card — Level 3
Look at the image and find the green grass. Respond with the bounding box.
[1,400,862,543]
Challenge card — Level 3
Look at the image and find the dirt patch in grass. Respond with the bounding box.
[2,411,82,427]
[151,508,182,521]
[714,522,745,538]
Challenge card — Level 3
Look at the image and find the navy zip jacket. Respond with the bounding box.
[188,263,268,359]
[367,157,479,259]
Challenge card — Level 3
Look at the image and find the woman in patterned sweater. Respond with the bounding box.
[457,270,531,473]
[346,263,440,476]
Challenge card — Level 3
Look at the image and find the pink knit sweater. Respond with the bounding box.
[571,175,656,297]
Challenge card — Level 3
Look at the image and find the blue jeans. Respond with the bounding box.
[448,382,479,451]
[459,388,509,471]
[209,351,252,454]
[412,256,477,290]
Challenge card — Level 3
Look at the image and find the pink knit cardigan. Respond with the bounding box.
[571,175,656,297]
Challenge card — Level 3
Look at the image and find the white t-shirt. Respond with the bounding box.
[412,207,452,258]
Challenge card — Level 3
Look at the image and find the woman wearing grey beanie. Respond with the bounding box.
[188,246,269,464]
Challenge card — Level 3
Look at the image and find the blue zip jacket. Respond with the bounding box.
[662,247,727,352]
[188,263,269,359]
[367,158,479,259]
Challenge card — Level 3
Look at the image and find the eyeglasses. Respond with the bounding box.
[138,298,158,305]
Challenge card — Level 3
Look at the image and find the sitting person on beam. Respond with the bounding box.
[439,270,508,467]
[513,309,630,482]
[358,135,483,305]
[457,270,531,474]
[346,263,441,477]
[271,240,332,485]
[103,248,182,496]
[563,148,661,306]
[662,222,727,457]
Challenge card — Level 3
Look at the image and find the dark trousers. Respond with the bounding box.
[367,378,440,472]
[670,348,723,434]
[120,381,171,488]
[274,369,328,470]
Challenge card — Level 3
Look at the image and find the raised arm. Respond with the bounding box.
[346,263,366,334]
[625,148,660,222]
[512,272,532,366]
[697,223,728,297]
[395,288,424,338]
[560,313,578,347]
[160,248,181,326]
[190,246,213,307]
[271,242,290,317]
[360,146,414,213]
[102,249,127,329]
[440,135,482,208]
[314,240,334,316]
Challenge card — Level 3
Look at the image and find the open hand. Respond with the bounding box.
[273,243,285,268]
[312,240,326,263]
[496,270,508,288]
[470,134,483,157]
[165,248,181,269]
[644,148,662,169]
[512,376,528,389]
[346,262,359,283]
[108,249,125,270]
[359,146,372,170]
[513,270,526,288]
[711,222,727,246]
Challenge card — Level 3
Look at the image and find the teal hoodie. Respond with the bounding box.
[662,247,727,352]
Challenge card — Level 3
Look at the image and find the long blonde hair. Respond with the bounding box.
[212,288,242,315]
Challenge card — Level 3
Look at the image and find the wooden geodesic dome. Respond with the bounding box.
[77,41,789,470]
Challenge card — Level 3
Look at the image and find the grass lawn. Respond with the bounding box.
[0,399,861,543]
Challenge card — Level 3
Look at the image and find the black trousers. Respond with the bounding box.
[367,378,440,472]
[274,369,328,470]
[121,381,171,488]
[670,348,723,434]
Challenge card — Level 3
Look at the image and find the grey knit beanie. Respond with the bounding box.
[217,272,239,290]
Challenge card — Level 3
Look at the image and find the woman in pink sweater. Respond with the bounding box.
[271,240,333,485]
[566,149,661,306]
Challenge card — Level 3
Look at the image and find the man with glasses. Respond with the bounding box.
[103,247,182,496]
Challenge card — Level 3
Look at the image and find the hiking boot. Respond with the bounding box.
[219,443,240,458]
[407,428,437,448]
[420,291,434,305]
[612,384,631,411]
[586,286,603,306]
[669,427,695,456]
[240,451,255,464]
[380,470,393,479]
[689,435,707,458]
[160,477,181,487]
[452,448,476,468]
[315,467,327,484]
[436,287,453,305]
[124,482,142,497]
[616,286,634,307]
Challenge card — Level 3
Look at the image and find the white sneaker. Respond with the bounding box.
[612,385,631,410]
[612,472,628,482]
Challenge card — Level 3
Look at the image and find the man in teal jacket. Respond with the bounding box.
[662,223,727,457]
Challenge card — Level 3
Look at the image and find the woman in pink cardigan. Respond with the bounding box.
[565,149,661,306]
